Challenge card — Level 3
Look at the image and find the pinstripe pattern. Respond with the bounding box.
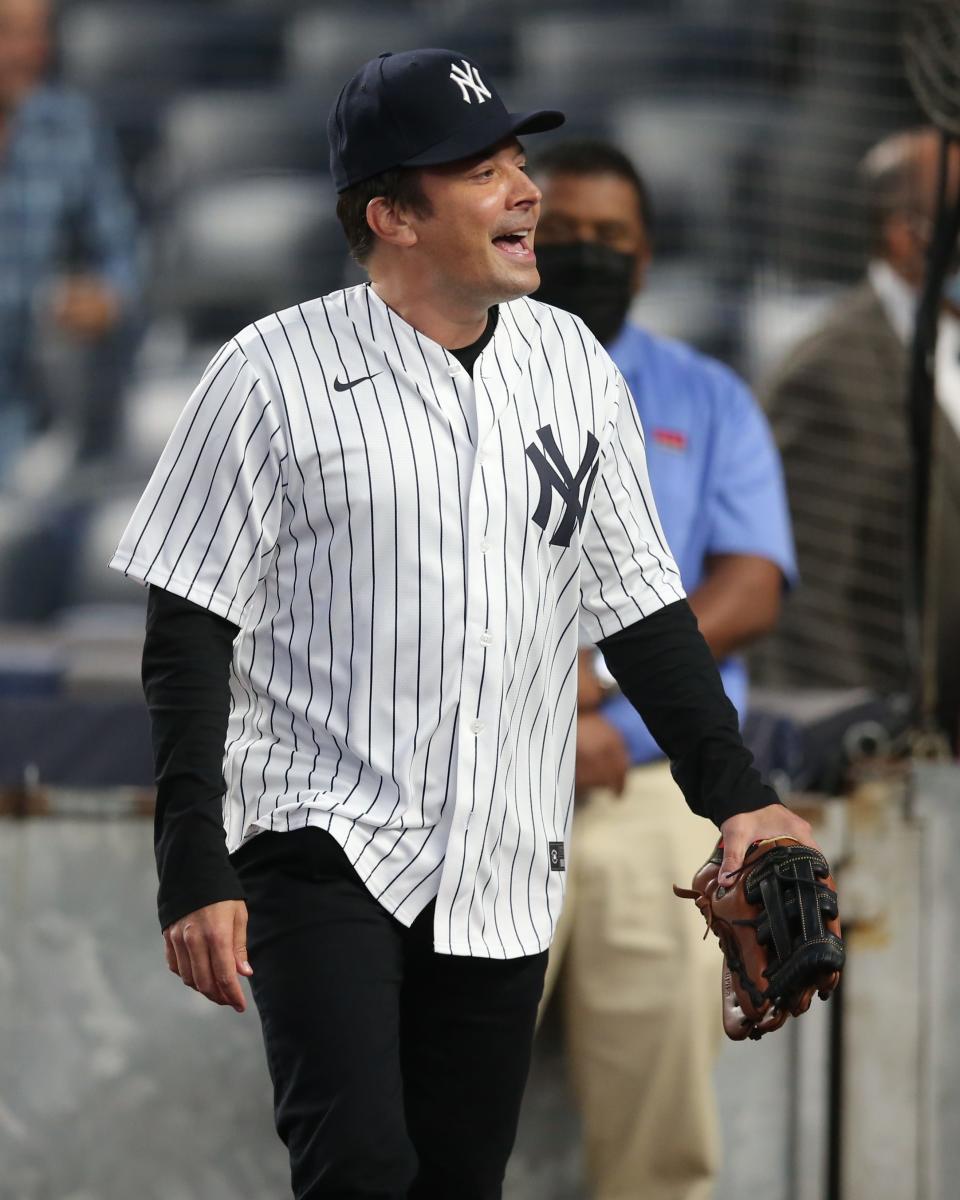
[112,284,683,958]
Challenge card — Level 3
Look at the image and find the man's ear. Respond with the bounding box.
[366,197,419,250]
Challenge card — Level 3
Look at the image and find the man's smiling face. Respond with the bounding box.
[405,138,543,308]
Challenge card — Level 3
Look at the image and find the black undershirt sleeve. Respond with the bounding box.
[142,584,243,931]
[597,598,778,827]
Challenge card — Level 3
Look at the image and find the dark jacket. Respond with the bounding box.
[751,280,912,694]
[753,278,960,742]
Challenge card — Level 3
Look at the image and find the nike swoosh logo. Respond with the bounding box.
[333,372,381,392]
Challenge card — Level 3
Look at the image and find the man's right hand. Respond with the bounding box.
[163,900,253,1013]
[576,711,631,796]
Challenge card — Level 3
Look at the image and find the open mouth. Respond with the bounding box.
[492,230,534,261]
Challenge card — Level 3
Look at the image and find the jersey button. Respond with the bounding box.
[446,364,460,376]
[479,539,491,554]
[479,630,493,645]
[470,720,485,736]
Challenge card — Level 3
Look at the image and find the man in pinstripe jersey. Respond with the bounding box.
[112,50,815,1200]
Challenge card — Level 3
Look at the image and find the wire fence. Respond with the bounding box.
[0,0,940,736]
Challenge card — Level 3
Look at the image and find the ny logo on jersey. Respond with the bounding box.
[525,424,600,548]
[449,59,492,105]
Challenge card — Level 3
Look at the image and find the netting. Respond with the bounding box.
[1,0,953,739]
[45,0,928,368]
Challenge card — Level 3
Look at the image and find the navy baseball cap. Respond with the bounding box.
[328,48,565,192]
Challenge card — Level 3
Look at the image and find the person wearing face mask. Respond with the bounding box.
[532,140,796,1200]
[751,127,960,745]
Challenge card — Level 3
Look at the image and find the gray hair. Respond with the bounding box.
[858,128,938,253]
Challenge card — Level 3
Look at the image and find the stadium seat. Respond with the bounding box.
[58,2,283,173]
[154,174,349,342]
[59,3,282,93]
[0,492,87,621]
[610,95,775,265]
[114,329,239,474]
[152,88,330,197]
[116,368,202,477]
[284,10,514,90]
[68,492,150,609]
[285,10,434,87]
[230,0,415,12]
[518,12,770,96]
[453,0,666,14]
[518,13,672,95]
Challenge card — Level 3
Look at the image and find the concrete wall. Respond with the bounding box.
[0,818,795,1200]
[4,768,957,1200]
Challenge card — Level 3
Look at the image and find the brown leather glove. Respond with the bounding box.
[674,836,844,1041]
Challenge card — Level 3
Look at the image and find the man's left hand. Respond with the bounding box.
[718,803,816,886]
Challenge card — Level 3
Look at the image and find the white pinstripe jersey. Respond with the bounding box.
[112,283,684,958]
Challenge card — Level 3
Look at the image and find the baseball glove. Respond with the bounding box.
[674,836,844,1041]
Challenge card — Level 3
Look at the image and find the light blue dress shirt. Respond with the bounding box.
[600,322,797,764]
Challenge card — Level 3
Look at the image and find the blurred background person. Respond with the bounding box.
[532,139,797,1200]
[0,0,139,483]
[752,127,960,744]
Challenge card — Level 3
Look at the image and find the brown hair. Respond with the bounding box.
[532,138,655,240]
[335,167,433,265]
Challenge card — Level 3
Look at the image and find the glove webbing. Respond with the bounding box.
[734,850,837,987]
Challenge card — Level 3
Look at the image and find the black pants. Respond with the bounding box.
[234,828,548,1200]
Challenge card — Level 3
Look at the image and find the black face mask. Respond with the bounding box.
[533,241,635,347]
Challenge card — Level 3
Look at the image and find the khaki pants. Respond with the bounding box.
[542,761,724,1200]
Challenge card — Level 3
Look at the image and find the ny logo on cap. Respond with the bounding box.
[449,59,492,105]
[525,425,600,548]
